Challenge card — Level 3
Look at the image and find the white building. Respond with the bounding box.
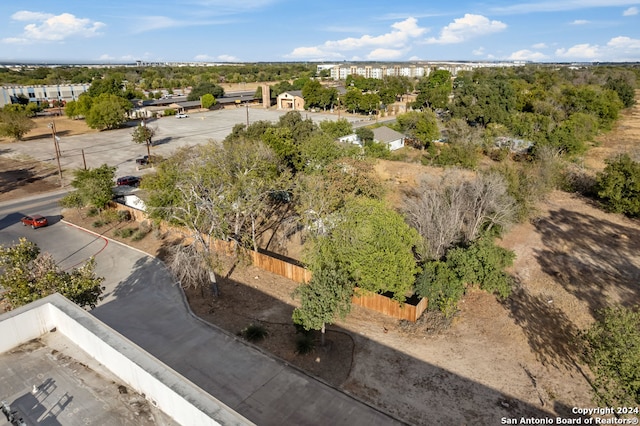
[0,84,91,108]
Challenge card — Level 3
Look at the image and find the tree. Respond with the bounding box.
[308,198,421,302]
[68,164,116,210]
[414,69,452,110]
[85,93,131,130]
[394,110,439,148]
[143,139,291,252]
[292,266,353,346]
[301,79,323,109]
[319,118,353,139]
[187,82,224,101]
[403,170,515,260]
[86,76,123,98]
[0,108,36,140]
[355,127,373,144]
[132,122,155,159]
[583,306,640,406]
[0,238,104,310]
[201,93,216,109]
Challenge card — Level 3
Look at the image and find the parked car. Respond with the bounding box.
[116,176,141,187]
[176,113,189,118]
[20,214,48,229]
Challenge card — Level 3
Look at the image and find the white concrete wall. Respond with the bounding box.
[0,302,54,354]
[388,138,405,151]
[0,295,253,426]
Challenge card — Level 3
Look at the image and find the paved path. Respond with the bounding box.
[89,236,404,425]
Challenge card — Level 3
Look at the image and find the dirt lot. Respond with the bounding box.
[4,97,640,424]
[0,115,94,201]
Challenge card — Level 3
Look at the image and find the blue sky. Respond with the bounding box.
[0,0,639,63]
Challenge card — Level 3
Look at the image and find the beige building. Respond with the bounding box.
[276,90,305,110]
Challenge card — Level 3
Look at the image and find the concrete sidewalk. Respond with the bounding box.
[90,253,404,425]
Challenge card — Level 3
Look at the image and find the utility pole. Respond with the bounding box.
[48,122,63,187]
[245,104,249,127]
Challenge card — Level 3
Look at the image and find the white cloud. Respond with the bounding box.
[472,47,485,56]
[508,49,549,61]
[426,14,507,44]
[11,11,52,21]
[555,43,601,59]
[195,54,239,62]
[133,16,180,33]
[367,48,407,60]
[3,11,105,44]
[286,17,425,60]
[532,42,548,49]
[571,19,590,25]
[554,36,640,61]
[623,6,639,15]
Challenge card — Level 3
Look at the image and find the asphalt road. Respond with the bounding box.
[0,191,151,300]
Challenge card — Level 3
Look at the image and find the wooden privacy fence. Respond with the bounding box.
[352,290,428,323]
[113,203,426,322]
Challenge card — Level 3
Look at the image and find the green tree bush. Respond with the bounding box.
[292,266,353,345]
[68,164,116,210]
[596,154,640,217]
[0,238,104,310]
[308,198,421,302]
[0,108,36,140]
[85,93,131,130]
[415,233,515,315]
[583,306,640,406]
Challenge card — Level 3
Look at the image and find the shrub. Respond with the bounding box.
[91,220,105,228]
[596,154,640,217]
[59,191,83,209]
[87,207,99,217]
[117,210,132,222]
[241,324,268,342]
[363,141,390,159]
[423,141,479,169]
[295,334,316,355]
[164,109,176,116]
[416,233,515,316]
[132,221,151,241]
[583,306,640,406]
[114,227,136,238]
[131,229,148,241]
[101,209,120,224]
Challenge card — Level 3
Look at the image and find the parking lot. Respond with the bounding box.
[3,107,364,181]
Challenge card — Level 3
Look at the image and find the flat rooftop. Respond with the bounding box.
[0,332,177,426]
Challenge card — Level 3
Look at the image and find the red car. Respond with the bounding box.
[20,214,48,229]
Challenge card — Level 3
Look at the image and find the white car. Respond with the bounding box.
[176,113,189,118]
